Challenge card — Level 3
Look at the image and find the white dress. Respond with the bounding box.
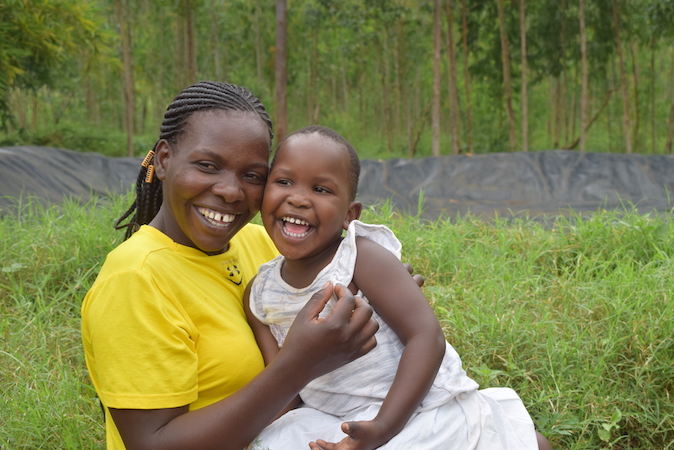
[249,220,538,450]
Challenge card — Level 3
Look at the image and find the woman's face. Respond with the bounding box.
[152,109,270,254]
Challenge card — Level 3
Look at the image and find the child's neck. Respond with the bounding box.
[280,237,343,289]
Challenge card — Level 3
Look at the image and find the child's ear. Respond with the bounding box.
[342,202,363,230]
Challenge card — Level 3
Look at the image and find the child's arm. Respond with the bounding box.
[312,238,446,450]
[243,278,302,418]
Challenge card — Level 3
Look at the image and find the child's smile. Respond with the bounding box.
[280,216,313,238]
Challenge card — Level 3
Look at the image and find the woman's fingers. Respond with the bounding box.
[402,262,425,288]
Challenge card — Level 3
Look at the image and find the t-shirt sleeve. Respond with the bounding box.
[85,269,199,409]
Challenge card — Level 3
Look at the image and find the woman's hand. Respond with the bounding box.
[278,282,379,383]
[402,262,424,288]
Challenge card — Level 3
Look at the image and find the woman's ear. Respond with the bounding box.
[153,140,171,181]
[342,202,363,230]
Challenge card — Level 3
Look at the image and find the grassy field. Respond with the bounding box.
[1,195,672,449]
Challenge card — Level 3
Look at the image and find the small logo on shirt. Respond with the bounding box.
[222,260,242,285]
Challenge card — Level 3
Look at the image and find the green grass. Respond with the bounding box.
[1,195,673,449]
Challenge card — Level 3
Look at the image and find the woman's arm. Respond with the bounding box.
[110,283,378,450]
[338,238,446,448]
[243,278,303,417]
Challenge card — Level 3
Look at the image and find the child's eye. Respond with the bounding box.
[314,186,331,194]
[275,179,292,186]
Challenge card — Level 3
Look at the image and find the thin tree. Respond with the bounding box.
[666,46,674,154]
[460,0,474,154]
[445,0,461,154]
[185,0,197,85]
[519,0,528,151]
[629,41,640,149]
[432,0,441,156]
[254,0,263,81]
[116,0,134,157]
[496,0,517,151]
[556,0,569,148]
[381,26,394,153]
[579,0,588,152]
[611,0,632,153]
[210,0,221,81]
[650,37,655,153]
[275,0,288,142]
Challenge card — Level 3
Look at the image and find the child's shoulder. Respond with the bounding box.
[350,220,402,260]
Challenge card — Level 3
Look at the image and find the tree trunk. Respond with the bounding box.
[580,0,588,152]
[630,41,640,150]
[275,0,288,142]
[432,0,441,156]
[611,0,632,153]
[553,77,561,148]
[560,0,569,146]
[210,0,221,81]
[307,29,319,123]
[32,90,38,131]
[395,19,404,137]
[254,0,263,81]
[650,39,655,153]
[666,47,674,154]
[496,0,517,151]
[381,27,393,153]
[519,0,528,152]
[570,62,578,147]
[117,0,134,157]
[445,0,461,154]
[460,0,474,154]
[185,0,197,85]
[445,0,460,154]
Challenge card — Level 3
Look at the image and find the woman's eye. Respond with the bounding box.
[197,162,216,170]
[245,172,267,184]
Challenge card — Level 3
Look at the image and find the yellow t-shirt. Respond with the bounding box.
[81,224,279,449]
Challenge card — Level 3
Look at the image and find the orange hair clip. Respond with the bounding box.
[145,165,155,183]
[141,150,155,168]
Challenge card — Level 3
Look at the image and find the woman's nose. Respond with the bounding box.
[212,174,245,203]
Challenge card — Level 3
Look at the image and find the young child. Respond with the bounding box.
[244,125,545,450]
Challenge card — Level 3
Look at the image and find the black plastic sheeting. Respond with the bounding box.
[1,146,673,220]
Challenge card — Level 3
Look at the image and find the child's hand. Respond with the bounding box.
[309,420,387,450]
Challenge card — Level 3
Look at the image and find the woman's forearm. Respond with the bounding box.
[110,350,310,450]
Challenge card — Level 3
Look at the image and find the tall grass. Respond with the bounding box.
[1,196,672,449]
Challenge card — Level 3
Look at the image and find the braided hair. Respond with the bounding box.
[114,81,274,239]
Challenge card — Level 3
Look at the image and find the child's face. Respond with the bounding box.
[153,110,270,254]
[262,133,360,261]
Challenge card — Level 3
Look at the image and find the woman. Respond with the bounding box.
[81,81,381,450]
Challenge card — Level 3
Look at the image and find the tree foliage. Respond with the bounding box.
[1,0,673,156]
[0,0,114,129]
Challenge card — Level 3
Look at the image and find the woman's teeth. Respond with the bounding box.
[199,207,234,227]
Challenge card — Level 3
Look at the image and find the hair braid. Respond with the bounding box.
[114,81,273,239]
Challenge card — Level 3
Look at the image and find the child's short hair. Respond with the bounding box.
[273,125,361,201]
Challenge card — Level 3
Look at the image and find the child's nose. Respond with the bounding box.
[287,189,311,208]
